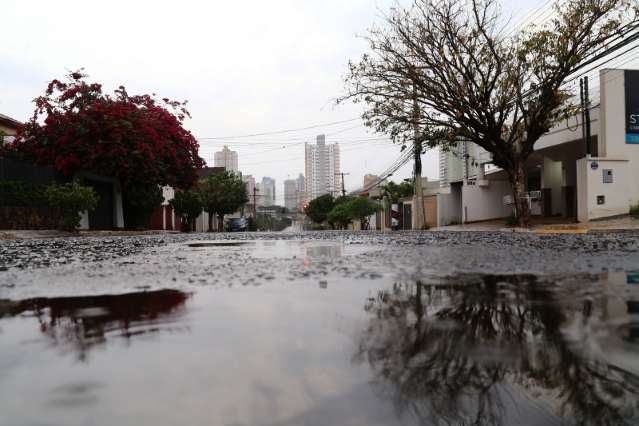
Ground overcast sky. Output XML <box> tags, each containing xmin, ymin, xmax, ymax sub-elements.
<box><xmin>1</xmin><ymin>0</ymin><xmax>542</xmax><ymax>204</ymax></box>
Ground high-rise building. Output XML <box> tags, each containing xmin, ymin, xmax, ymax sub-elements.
<box><xmin>284</xmin><ymin>179</ymin><xmax>298</xmax><ymax>211</ymax></box>
<box><xmin>296</xmin><ymin>173</ymin><xmax>306</xmax><ymax>208</ymax></box>
<box><xmin>213</xmin><ymin>145</ymin><xmax>238</xmax><ymax>172</ymax></box>
<box><xmin>304</xmin><ymin>135</ymin><xmax>341</xmax><ymax>201</ymax></box>
<box><xmin>243</xmin><ymin>174</ymin><xmax>256</xmax><ymax>203</ymax></box>
<box><xmin>260</xmin><ymin>177</ymin><xmax>276</xmax><ymax>207</ymax></box>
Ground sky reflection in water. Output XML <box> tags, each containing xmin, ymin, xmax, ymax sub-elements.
<box><xmin>0</xmin><ymin>272</ymin><xmax>637</xmax><ymax>425</ymax></box>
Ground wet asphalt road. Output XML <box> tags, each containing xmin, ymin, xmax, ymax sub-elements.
<box><xmin>2</xmin><ymin>231</ymin><xmax>639</xmax><ymax>426</ymax></box>
<box><xmin>1</xmin><ymin>230</ymin><xmax>639</xmax><ymax>299</ymax></box>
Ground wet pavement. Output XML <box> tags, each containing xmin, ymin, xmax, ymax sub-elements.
<box><xmin>1</xmin><ymin>231</ymin><xmax>639</xmax><ymax>425</ymax></box>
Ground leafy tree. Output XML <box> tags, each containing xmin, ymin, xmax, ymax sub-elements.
<box><xmin>327</xmin><ymin>197</ymin><xmax>382</xmax><ymax>230</ymax></box>
<box><xmin>198</xmin><ymin>171</ymin><xmax>249</xmax><ymax>231</ymax></box>
<box><xmin>169</xmin><ymin>190</ymin><xmax>202</xmax><ymax>232</ymax></box>
<box><xmin>327</xmin><ymin>203</ymin><xmax>352</xmax><ymax>230</ymax></box>
<box><xmin>9</xmin><ymin>70</ymin><xmax>204</xmax><ymax>190</ymax></box>
<box><xmin>45</xmin><ymin>181</ymin><xmax>98</xmax><ymax>231</ymax></box>
<box><xmin>343</xmin><ymin>0</ymin><xmax>638</xmax><ymax>225</ymax></box>
<box><xmin>123</xmin><ymin>184</ymin><xmax>164</xmax><ymax>229</ymax></box>
<box><xmin>305</xmin><ymin>194</ymin><xmax>335</xmax><ymax>225</ymax></box>
<box><xmin>381</xmin><ymin>181</ymin><xmax>414</xmax><ymax>203</ymax></box>
<box><xmin>347</xmin><ymin>197</ymin><xmax>382</xmax><ymax>230</ymax></box>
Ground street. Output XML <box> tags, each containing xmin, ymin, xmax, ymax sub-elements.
<box><xmin>1</xmin><ymin>231</ymin><xmax>639</xmax><ymax>425</ymax></box>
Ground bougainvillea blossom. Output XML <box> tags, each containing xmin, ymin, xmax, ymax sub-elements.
<box><xmin>9</xmin><ymin>71</ymin><xmax>204</xmax><ymax>189</ymax></box>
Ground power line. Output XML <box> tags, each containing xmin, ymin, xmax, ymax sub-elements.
<box><xmin>197</xmin><ymin>118</ymin><xmax>361</xmax><ymax>140</ymax></box>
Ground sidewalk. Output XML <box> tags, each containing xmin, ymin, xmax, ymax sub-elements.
<box><xmin>432</xmin><ymin>216</ymin><xmax>639</xmax><ymax>234</ymax></box>
<box><xmin>0</xmin><ymin>229</ymin><xmax>179</xmax><ymax>240</ymax></box>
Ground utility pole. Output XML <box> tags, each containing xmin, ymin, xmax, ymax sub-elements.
<box><xmin>335</xmin><ymin>172</ymin><xmax>350</xmax><ymax>197</ymax></box>
<box><xmin>584</xmin><ymin>76</ymin><xmax>593</xmax><ymax>156</ymax></box>
<box><xmin>253</xmin><ymin>187</ymin><xmax>259</xmax><ymax>219</ymax></box>
<box><xmin>412</xmin><ymin>80</ymin><xmax>426</xmax><ymax>230</ymax></box>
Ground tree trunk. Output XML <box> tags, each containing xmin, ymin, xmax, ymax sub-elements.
<box><xmin>218</xmin><ymin>214</ymin><xmax>224</xmax><ymax>232</ymax></box>
<box><xmin>207</xmin><ymin>211</ymin><xmax>214</xmax><ymax>232</ymax></box>
<box><xmin>510</xmin><ymin>160</ymin><xmax>531</xmax><ymax>227</ymax></box>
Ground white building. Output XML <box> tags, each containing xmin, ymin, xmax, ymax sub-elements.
<box><xmin>296</xmin><ymin>173</ymin><xmax>306</xmax><ymax>208</ymax></box>
<box><xmin>434</xmin><ymin>68</ymin><xmax>639</xmax><ymax>226</ymax></box>
<box><xmin>260</xmin><ymin>177</ymin><xmax>276</xmax><ymax>207</ymax></box>
<box><xmin>305</xmin><ymin>135</ymin><xmax>341</xmax><ymax>201</ymax></box>
<box><xmin>243</xmin><ymin>174</ymin><xmax>256</xmax><ymax>198</ymax></box>
<box><xmin>284</xmin><ymin>179</ymin><xmax>298</xmax><ymax>211</ymax></box>
<box><xmin>213</xmin><ymin>145</ymin><xmax>238</xmax><ymax>173</ymax></box>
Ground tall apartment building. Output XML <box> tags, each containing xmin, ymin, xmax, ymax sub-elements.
<box><xmin>296</xmin><ymin>173</ymin><xmax>306</xmax><ymax>207</ymax></box>
<box><xmin>243</xmin><ymin>175</ymin><xmax>256</xmax><ymax>200</ymax></box>
<box><xmin>213</xmin><ymin>145</ymin><xmax>238</xmax><ymax>173</ymax></box>
<box><xmin>259</xmin><ymin>177</ymin><xmax>276</xmax><ymax>207</ymax></box>
<box><xmin>284</xmin><ymin>179</ymin><xmax>298</xmax><ymax>211</ymax></box>
<box><xmin>304</xmin><ymin>135</ymin><xmax>341</xmax><ymax>201</ymax></box>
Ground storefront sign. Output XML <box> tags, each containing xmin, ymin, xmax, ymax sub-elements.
<box><xmin>625</xmin><ymin>70</ymin><xmax>639</xmax><ymax>144</ymax></box>
<box><xmin>627</xmin><ymin>272</ymin><xmax>639</xmax><ymax>285</ymax></box>
<box><xmin>590</xmin><ymin>161</ymin><xmax>599</xmax><ymax>171</ymax></box>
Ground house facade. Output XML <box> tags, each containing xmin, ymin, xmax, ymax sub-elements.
<box><xmin>435</xmin><ymin>68</ymin><xmax>639</xmax><ymax>225</ymax></box>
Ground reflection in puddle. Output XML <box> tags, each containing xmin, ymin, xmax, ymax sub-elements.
<box><xmin>187</xmin><ymin>241</ymin><xmax>255</xmax><ymax>248</ymax></box>
<box><xmin>1</xmin><ymin>272</ymin><xmax>638</xmax><ymax>425</ymax></box>
<box><xmin>356</xmin><ymin>273</ymin><xmax>639</xmax><ymax>425</ymax></box>
<box><xmin>0</xmin><ymin>289</ymin><xmax>189</xmax><ymax>361</ymax></box>
<box><xmin>184</xmin><ymin>239</ymin><xmax>350</xmax><ymax>259</ymax></box>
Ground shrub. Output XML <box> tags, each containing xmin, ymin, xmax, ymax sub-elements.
<box><xmin>631</xmin><ymin>203</ymin><xmax>639</xmax><ymax>218</ymax></box>
<box><xmin>169</xmin><ymin>190</ymin><xmax>202</xmax><ymax>232</ymax></box>
<box><xmin>45</xmin><ymin>181</ymin><xmax>98</xmax><ymax>231</ymax></box>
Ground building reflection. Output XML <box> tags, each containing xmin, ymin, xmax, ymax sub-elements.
<box><xmin>0</xmin><ymin>289</ymin><xmax>189</xmax><ymax>361</ymax></box>
<box><xmin>355</xmin><ymin>274</ymin><xmax>639</xmax><ymax>425</ymax></box>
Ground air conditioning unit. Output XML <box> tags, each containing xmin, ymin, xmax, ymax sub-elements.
<box><xmin>529</xmin><ymin>190</ymin><xmax>542</xmax><ymax>200</ymax></box>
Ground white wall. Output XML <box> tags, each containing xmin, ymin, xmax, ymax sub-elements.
<box><xmin>577</xmin><ymin>158</ymin><xmax>630</xmax><ymax>221</ymax></box>
<box><xmin>462</xmin><ymin>181</ymin><xmax>513</xmax><ymax>223</ymax></box>
<box><xmin>600</xmin><ymin>69</ymin><xmax>639</xmax><ymax>207</ymax></box>
<box><xmin>437</xmin><ymin>187</ymin><xmax>462</xmax><ymax>226</ymax></box>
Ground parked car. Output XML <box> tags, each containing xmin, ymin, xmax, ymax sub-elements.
<box><xmin>226</xmin><ymin>217</ymin><xmax>248</xmax><ymax>232</ymax></box>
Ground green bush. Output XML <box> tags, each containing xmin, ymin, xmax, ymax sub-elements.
<box><xmin>631</xmin><ymin>203</ymin><xmax>639</xmax><ymax>218</ymax></box>
<box><xmin>45</xmin><ymin>181</ymin><xmax>98</xmax><ymax>231</ymax></box>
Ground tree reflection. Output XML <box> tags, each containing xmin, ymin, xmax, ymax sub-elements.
<box><xmin>356</xmin><ymin>275</ymin><xmax>639</xmax><ymax>425</ymax></box>
<box><xmin>0</xmin><ymin>289</ymin><xmax>189</xmax><ymax>361</ymax></box>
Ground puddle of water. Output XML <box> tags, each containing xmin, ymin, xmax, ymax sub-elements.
<box><xmin>0</xmin><ymin>273</ymin><xmax>638</xmax><ymax>425</ymax></box>
<box><xmin>183</xmin><ymin>239</ymin><xmax>367</xmax><ymax>259</ymax></box>
<box><xmin>187</xmin><ymin>241</ymin><xmax>255</xmax><ymax>248</ymax></box>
